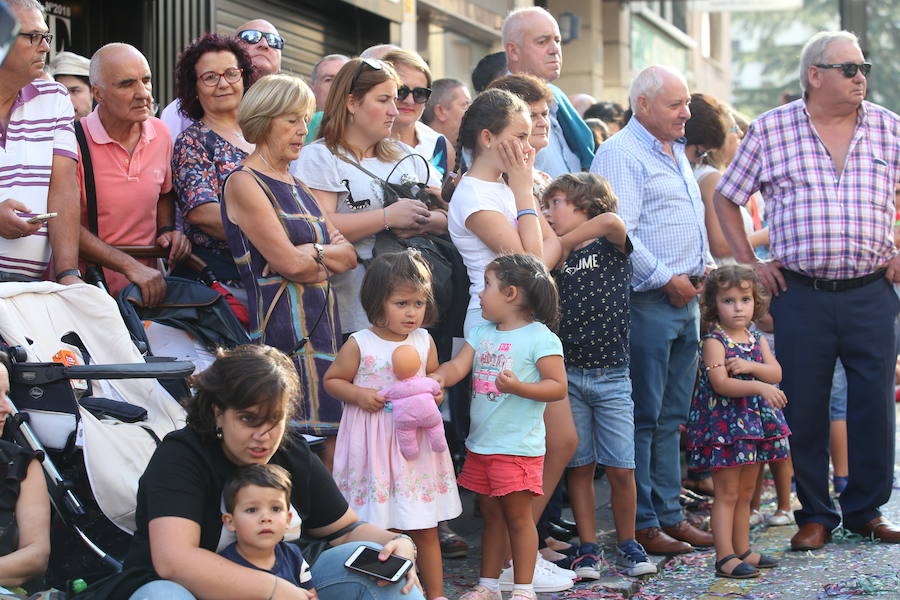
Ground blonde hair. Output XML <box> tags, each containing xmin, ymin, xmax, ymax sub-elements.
<box><xmin>238</xmin><ymin>74</ymin><xmax>315</xmax><ymax>144</ymax></box>
<box><xmin>382</xmin><ymin>49</ymin><xmax>432</xmax><ymax>87</ymax></box>
<box><xmin>319</xmin><ymin>58</ymin><xmax>403</xmax><ymax>162</ymax></box>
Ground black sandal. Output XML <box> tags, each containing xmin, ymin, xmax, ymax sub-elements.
<box><xmin>715</xmin><ymin>554</ymin><xmax>760</xmax><ymax>579</ymax></box>
<box><xmin>737</xmin><ymin>549</ymin><xmax>778</xmax><ymax>568</ymax></box>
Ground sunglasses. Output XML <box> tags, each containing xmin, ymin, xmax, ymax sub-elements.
<box><xmin>350</xmin><ymin>58</ymin><xmax>383</xmax><ymax>93</ymax></box>
<box><xmin>237</xmin><ymin>29</ymin><xmax>285</xmax><ymax>50</ymax></box>
<box><xmin>814</xmin><ymin>62</ymin><xmax>871</xmax><ymax>78</ymax></box>
<box><xmin>198</xmin><ymin>67</ymin><xmax>243</xmax><ymax>87</ymax></box>
<box><xmin>397</xmin><ymin>85</ymin><xmax>432</xmax><ymax>104</ymax></box>
<box><xmin>18</xmin><ymin>31</ymin><xmax>53</xmax><ymax>46</ymax></box>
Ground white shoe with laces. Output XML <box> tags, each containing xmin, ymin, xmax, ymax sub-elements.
<box><xmin>536</xmin><ymin>552</ymin><xmax>577</xmax><ymax>579</ymax></box>
<box><xmin>498</xmin><ymin>558</ymin><xmax>574</xmax><ymax>592</ymax></box>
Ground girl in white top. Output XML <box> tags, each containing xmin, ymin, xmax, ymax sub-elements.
<box><xmin>291</xmin><ymin>58</ymin><xmax>442</xmax><ymax>335</ymax></box>
<box><xmin>444</xmin><ymin>89</ymin><xmax>561</xmax><ymax>337</ymax></box>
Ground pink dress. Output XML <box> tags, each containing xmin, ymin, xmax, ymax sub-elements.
<box><xmin>332</xmin><ymin>328</ymin><xmax>462</xmax><ymax>530</ymax></box>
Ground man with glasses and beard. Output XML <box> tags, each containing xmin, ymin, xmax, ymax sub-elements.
<box><xmin>0</xmin><ymin>0</ymin><xmax>82</xmax><ymax>284</ymax></box>
<box><xmin>160</xmin><ymin>19</ymin><xmax>283</xmax><ymax>143</ymax></box>
<box><xmin>715</xmin><ymin>30</ymin><xmax>900</xmax><ymax>551</ymax></box>
<box><xmin>75</xmin><ymin>43</ymin><xmax>191</xmax><ymax>304</ymax></box>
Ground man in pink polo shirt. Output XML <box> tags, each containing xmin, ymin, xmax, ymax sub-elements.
<box><xmin>76</xmin><ymin>43</ymin><xmax>190</xmax><ymax>303</ymax></box>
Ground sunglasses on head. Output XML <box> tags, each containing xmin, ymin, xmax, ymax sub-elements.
<box><xmin>815</xmin><ymin>62</ymin><xmax>871</xmax><ymax>78</ymax></box>
<box><xmin>237</xmin><ymin>29</ymin><xmax>285</xmax><ymax>50</ymax></box>
<box><xmin>349</xmin><ymin>58</ymin><xmax>384</xmax><ymax>93</ymax></box>
<box><xmin>397</xmin><ymin>85</ymin><xmax>432</xmax><ymax>104</ymax></box>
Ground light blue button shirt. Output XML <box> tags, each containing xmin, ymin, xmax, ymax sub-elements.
<box><xmin>535</xmin><ymin>100</ymin><xmax>583</xmax><ymax>177</ymax></box>
<box><xmin>591</xmin><ymin>116</ymin><xmax>709</xmax><ymax>292</ymax></box>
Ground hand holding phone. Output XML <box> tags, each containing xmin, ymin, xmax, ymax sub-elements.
<box><xmin>26</xmin><ymin>212</ymin><xmax>57</xmax><ymax>224</ymax></box>
<box><xmin>344</xmin><ymin>545</ymin><xmax>413</xmax><ymax>583</ymax></box>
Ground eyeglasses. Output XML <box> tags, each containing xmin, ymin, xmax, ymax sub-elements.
<box><xmin>198</xmin><ymin>67</ymin><xmax>243</xmax><ymax>87</ymax></box>
<box><xmin>237</xmin><ymin>29</ymin><xmax>285</xmax><ymax>50</ymax></box>
<box><xmin>397</xmin><ymin>85</ymin><xmax>432</xmax><ymax>104</ymax></box>
<box><xmin>18</xmin><ymin>32</ymin><xmax>53</xmax><ymax>46</ymax></box>
<box><xmin>349</xmin><ymin>58</ymin><xmax>383</xmax><ymax>93</ymax></box>
<box><xmin>814</xmin><ymin>62</ymin><xmax>871</xmax><ymax>78</ymax></box>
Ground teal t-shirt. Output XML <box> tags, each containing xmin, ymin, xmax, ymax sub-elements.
<box><xmin>464</xmin><ymin>322</ymin><xmax>564</xmax><ymax>457</ymax></box>
<box><xmin>305</xmin><ymin>111</ymin><xmax>323</xmax><ymax>144</ymax></box>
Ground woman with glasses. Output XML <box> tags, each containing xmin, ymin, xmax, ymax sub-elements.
<box><xmin>171</xmin><ymin>33</ymin><xmax>254</xmax><ymax>295</ymax></box>
<box><xmin>382</xmin><ymin>49</ymin><xmax>453</xmax><ymax>180</ymax></box>
<box><xmin>291</xmin><ymin>58</ymin><xmax>442</xmax><ymax>341</ymax></box>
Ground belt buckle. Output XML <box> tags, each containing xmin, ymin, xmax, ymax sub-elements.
<box><xmin>813</xmin><ymin>278</ymin><xmax>837</xmax><ymax>292</ymax></box>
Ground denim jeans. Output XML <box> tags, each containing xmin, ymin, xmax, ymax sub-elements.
<box><xmin>629</xmin><ymin>289</ymin><xmax>699</xmax><ymax>530</ymax></box>
<box><xmin>567</xmin><ymin>365</ymin><xmax>635</xmax><ymax>469</ymax></box>
<box><xmin>128</xmin><ymin>543</ymin><xmax>425</xmax><ymax>600</ymax></box>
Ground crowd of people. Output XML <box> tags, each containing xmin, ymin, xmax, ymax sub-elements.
<box><xmin>1</xmin><ymin>0</ymin><xmax>899</xmax><ymax>598</ymax></box>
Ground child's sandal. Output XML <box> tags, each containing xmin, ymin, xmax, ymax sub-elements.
<box><xmin>737</xmin><ymin>549</ymin><xmax>778</xmax><ymax>568</ymax></box>
<box><xmin>714</xmin><ymin>554</ymin><xmax>760</xmax><ymax>579</ymax></box>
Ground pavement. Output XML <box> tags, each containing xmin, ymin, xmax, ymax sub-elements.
<box><xmin>441</xmin><ymin>404</ymin><xmax>900</xmax><ymax>599</ymax></box>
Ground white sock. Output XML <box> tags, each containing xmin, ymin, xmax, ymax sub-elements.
<box><xmin>513</xmin><ymin>583</ymin><xmax>535</xmax><ymax>594</ymax></box>
<box><xmin>479</xmin><ymin>577</ymin><xmax>500</xmax><ymax>591</ymax></box>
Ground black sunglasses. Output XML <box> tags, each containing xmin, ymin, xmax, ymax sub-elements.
<box><xmin>17</xmin><ymin>31</ymin><xmax>53</xmax><ymax>46</ymax></box>
<box><xmin>350</xmin><ymin>58</ymin><xmax>383</xmax><ymax>93</ymax></box>
<box><xmin>815</xmin><ymin>62</ymin><xmax>871</xmax><ymax>78</ymax></box>
<box><xmin>397</xmin><ymin>85</ymin><xmax>432</xmax><ymax>104</ymax></box>
<box><xmin>237</xmin><ymin>29</ymin><xmax>285</xmax><ymax>50</ymax></box>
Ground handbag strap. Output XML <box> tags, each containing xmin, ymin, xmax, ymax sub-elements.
<box><xmin>336</xmin><ymin>149</ymin><xmax>431</xmax><ymax>188</ymax></box>
<box><xmin>74</xmin><ymin>121</ymin><xmax>98</xmax><ymax>235</ymax></box>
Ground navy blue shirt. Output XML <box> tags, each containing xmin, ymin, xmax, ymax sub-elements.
<box><xmin>556</xmin><ymin>236</ymin><xmax>633</xmax><ymax>369</ymax></box>
<box><xmin>219</xmin><ymin>540</ymin><xmax>313</xmax><ymax>590</ymax></box>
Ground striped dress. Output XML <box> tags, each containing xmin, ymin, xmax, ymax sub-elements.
<box><xmin>222</xmin><ymin>167</ymin><xmax>342</xmax><ymax>435</ymax></box>
<box><xmin>0</xmin><ymin>80</ymin><xmax>77</xmax><ymax>278</ymax></box>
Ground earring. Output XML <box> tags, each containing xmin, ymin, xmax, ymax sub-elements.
<box><xmin>216</xmin><ymin>426</ymin><xmax>223</xmax><ymax>440</ymax></box>
<box><xmin>486</xmin><ymin>143</ymin><xmax>491</xmax><ymax>149</ymax></box>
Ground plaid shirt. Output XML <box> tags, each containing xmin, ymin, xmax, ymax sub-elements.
<box><xmin>718</xmin><ymin>100</ymin><xmax>899</xmax><ymax>280</ymax></box>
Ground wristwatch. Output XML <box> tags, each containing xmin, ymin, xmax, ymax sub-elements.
<box><xmin>312</xmin><ymin>243</ymin><xmax>325</xmax><ymax>263</ymax></box>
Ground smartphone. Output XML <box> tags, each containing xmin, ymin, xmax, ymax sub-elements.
<box><xmin>0</xmin><ymin>0</ymin><xmax>20</xmax><ymax>68</ymax></box>
<box><xmin>344</xmin><ymin>545</ymin><xmax>413</xmax><ymax>583</ymax></box>
<box><xmin>26</xmin><ymin>212</ymin><xmax>57</xmax><ymax>224</ymax></box>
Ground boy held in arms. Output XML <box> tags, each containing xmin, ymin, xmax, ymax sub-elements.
<box><xmin>542</xmin><ymin>173</ymin><xmax>656</xmax><ymax>578</ymax></box>
<box><xmin>219</xmin><ymin>464</ymin><xmax>316</xmax><ymax>597</ymax></box>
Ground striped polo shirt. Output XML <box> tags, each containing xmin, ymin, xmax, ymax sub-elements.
<box><xmin>0</xmin><ymin>79</ymin><xmax>77</xmax><ymax>278</ymax></box>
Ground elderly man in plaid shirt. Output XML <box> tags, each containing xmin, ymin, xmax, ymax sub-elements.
<box><xmin>715</xmin><ymin>31</ymin><xmax>900</xmax><ymax>551</ymax></box>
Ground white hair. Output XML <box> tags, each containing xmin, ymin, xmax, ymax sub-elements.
<box><xmin>311</xmin><ymin>54</ymin><xmax>349</xmax><ymax>85</ymax></box>
<box><xmin>89</xmin><ymin>43</ymin><xmax>145</xmax><ymax>86</ymax></box>
<box><xmin>629</xmin><ymin>65</ymin><xmax>687</xmax><ymax>110</ymax></box>
<box><xmin>7</xmin><ymin>0</ymin><xmax>43</xmax><ymax>12</ymax></box>
<box><xmin>501</xmin><ymin>6</ymin><xmax>555</xmax><ymax>48</ymax></box>
<box><xmin>798</xmin><ymin>31</ymin><xmax>860</xmax><ymax>92</ymax></box>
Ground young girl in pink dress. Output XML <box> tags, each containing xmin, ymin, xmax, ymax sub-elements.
<box><xmin>324</xmin><ymin>250</ymin><xmax>462</xmax><ymax>600</ymax></box>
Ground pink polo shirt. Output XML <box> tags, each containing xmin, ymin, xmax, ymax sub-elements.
<box><xmin>76</xmin><ymin>108</ymin><xmax>173</xmax><ymax>295</ymax></box>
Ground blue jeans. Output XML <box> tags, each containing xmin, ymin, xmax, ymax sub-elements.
<box><xmin>567</xmin><ymin>365</ymin><xmax>636</xmax><ymax>469</ymax></box>
<box><xmin>128</xmin><ymin>543</ymin><xmax>425</xmax><ymax>600</ymax></box>
<box><xmin>629</xmin><ymin>289</ymin><xmax>699</xmax><ymax>530</ymax></box>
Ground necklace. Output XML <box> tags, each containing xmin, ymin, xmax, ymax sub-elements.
<box><xmin>257</xmin><ymin>151</ymin><xmax>291</xmax><ymax>181</ymax></box>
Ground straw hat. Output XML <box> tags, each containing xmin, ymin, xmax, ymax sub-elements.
<box><xmin>49</xmin><ymin>51</ymin><xmax>91</xmax><ymax>78</ymax></box>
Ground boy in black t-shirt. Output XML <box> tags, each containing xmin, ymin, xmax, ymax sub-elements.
<box><xmin>543</xmin><ymin>173</ymin><xmax>656</xmax><ymax>579</ymax></box>
<box><xmin>219</xmin><ymin>464</ymin><xmax>316</xmax><ymax>596</ymax></box>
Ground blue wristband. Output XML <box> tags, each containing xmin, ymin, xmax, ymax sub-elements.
<box><xmin>517</xmin><ymin>209</ymin><xmax>538</xmax><ymax>219</ymax></box>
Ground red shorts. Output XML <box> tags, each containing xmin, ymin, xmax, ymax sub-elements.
<box><xmin>457</xmin><ymin>450</ymin><xmax>544</xmax><ymax>497</ymax></box>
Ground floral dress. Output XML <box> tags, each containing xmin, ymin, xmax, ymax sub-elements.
<box><xmin>332</xmin><ymin>328</ymin><xmax>461</xmax><ymax>531</ymax></box>
<box><xmin>686</xmin><ymin>325</ymin><xmax>791</xmax><ymax>469</ymax></box>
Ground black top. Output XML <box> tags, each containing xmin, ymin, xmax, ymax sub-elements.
<box><xmin>556</xmin><ymin>237</ymin><xmax>634</xmax><ymax>369</ymax></box>
<box><xmin>220</xmin><ymin>541</ymin><xmax>314</xmax><ymax>590</ymax></box>
<box><xmin>124</xmin><ymin>426</ymin><xmax>349</xmax><ymax>574</ymax></box>
<box><xmin>0</xmin><ymin>439</ymin><xmax>38</xmax><ymax>558</ymax></box>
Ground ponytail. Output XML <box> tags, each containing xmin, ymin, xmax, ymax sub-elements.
<box><xmin>486</xmin><ymin>254</ymin><xmax>560</xmax><ymax>331</ymax></box>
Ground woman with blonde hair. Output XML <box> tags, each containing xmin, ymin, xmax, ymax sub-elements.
<box><xmin>221</xmin><ymin>74</ymin><xmax>357</xmax><ymax>468</ymax></box>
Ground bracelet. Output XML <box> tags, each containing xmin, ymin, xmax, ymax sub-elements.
<box><xmin>156</xmin><ymin>225</ymin><xmax>177</xmax><ymax>236</ymax></box>
<box><xmin>516</xmin><ymin>209</ymin><xmax>538</xmax><ymax>219</ymax></box>
<box><xmin>704</xmin><ymin>362</ymin><xmax>724</xmax><ymax>372</ymax></box>
<box><xmin>55</xmin><ymin>268</ymin><xmax>82</xmax><ymax>282</ymax></box>
<box><xmin>267</xmin><ymin>574</ymin><xmax>278</xmax><ymax>600</ymax></box>
<box><xmin>383</xmin><ymin>208</ymin><xmax>390</xmax><ymax>231</ymax></box>
<box><xmin>390</xmin><ymin>533</ymin><xmax>418</xmax><ymax>561</ymax></box>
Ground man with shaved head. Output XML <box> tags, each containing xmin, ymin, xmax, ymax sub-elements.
<box><xmin>0</xmin><ymin>0</ymin><xmax>82</xmax><ymax>283</ymax></box>
<box><xmin>592</xmin><ymin>65</ymin><xmax>714</xmax><ymax>556</ymax></box>
<box><xmin>76</xmin><ymin>43</ymin><xmax>190</xmax><ymax>304</ymax></box>
<box><xmin>160</xmin><ymin>19</ymin><xmax>284</xmax><ymax>143</ymax></box>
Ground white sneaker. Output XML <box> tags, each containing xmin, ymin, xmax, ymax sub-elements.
<box><xmin>536</xmin><ymin>553</ymin><xmax>576</xmax><ymax>579</ymax></box>
<box><xmin>459</xmin><ymin>584</ymin><xmax>502</xmax><ymax>600</ymax></box>
<box><xmin>749</xmin><ymin>509</ymin><xmax>765</xmax><ymax>527</ymax></box>
<box><xmin>499</xmin><ymin>560</ymin><xmax>574</xmax><ymax>592</ymax></box>
<box><xmin>767</xmin><ymin>509</ymin><xmax>794</xmax><ymax>526</ymax></box>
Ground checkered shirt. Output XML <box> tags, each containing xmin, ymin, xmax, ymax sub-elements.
<box><xmin>717</xmin><ymin>99</ymin><xmax>900</xmax><ymax>280</ymax></box>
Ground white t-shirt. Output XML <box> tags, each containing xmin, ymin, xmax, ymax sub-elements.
<box><xmin>693</xmin><ymin>163</ymin><xmax>754</xmax><ymax>266</ymax></box>
<box><xmin>448</xmin><ymin>176</ymin><xmax>516</xmax><ymax>312</ymax></box>
<box><xmin>291</xmin><ymin>140</ymin><xmax>439</xmax><ymax>333</ymax></box>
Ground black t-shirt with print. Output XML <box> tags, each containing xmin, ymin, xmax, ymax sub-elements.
<box><xmin>556</xmin><ymin>236</ymin><xmax>633</xmax><ymax>369</ymax></box>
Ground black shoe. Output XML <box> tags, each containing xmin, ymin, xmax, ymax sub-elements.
<box><xmin>715</xmin><ymin>554</ymin><xmax>759</xmax><ymax>579</ymax></box>
<box><xmin>542</xmin><ymin>520</ymin><xmax>575</xmax><ymax>542</ymax></box>
<box><xmin>551</xmin><ymin>518</ymin><xmax>578</xmax><ymax>535</ymax></box>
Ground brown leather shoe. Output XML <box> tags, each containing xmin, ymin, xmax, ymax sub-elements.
<box><xmin>790</xmin><ymin>522</ymin><xmax>831</xmax><ymax>551</ymax></box>
<box><xmin>850</xmin><ymin>517</ymin><xmax>900</xmax><ymax>543</ymax></box>
<box><xmin>635</xmin><ymin>526</ymin><xmax>692</xmax><ymax>555</ymax></box>
<box><xmin>663</xmin><ymin>519</ymin><xmax>714</xmax><ymax>548</ymax></box>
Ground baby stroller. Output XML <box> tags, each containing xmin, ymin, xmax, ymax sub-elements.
<box><xmin>0</xmin><ymin>281</ymin><xmax>195</xmax><ymax>591</ymax></box>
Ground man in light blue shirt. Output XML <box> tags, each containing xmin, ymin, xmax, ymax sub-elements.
<box><xmin>503</xmin><ymin>7</ymin><xmax>594</xmax><ymax>177</ymax></box>
<box><xmin>592</xmin><ymin>65</ymin><xmax>713</xmax><ymax>556</ymax></box>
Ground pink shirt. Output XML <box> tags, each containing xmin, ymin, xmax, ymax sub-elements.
<box><xmin>76</xmin><ymin>108</ymin><xmax>173</xmax><ymax>295</ymax></box>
